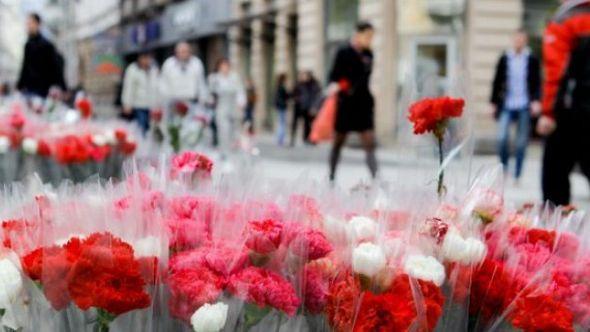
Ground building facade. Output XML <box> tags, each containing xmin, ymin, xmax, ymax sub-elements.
<box><xmin>228</xmin><ymin>0</ymin><xmax>560</xmax><ymax>145</ymax></box>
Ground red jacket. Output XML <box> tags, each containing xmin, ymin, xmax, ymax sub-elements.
<box><xmin>543</xmin><ymin>0</ymin><xmax>590</xmax><ymax>117</ymax></box>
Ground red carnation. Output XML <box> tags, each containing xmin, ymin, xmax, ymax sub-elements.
<box><xmin>115</xmin><ymin>129</ymin><xmax>127</xmax><ymax>142</ymax></box>
<box><xmin>67</xmin><ymin>233</ymin><xmax>151</xmax><ymax>315</ymax></box>
<box><xmin>511</xmin><ymin>294</ymin><xmax>574</xmax><ymax>332</ymax></box>
<box><xmin>174</xmin><ymin>101</ymin><xmax>190</xmax><ymax>116</ymax></box>
<box><xmin>119</xmin><ymin>140</ymin><xmax>137</xmax><ymax>156</ymax></box>
<box><xmin>454</xmin><ymin>258</ymin><xmax>520</xmax><ymax>321</ymax></box>
<box><xmin>54</xmin><ymin>135</ymin><xmax>91</xmax><ymax>164</ymax></box>
<box><xmin>75</xmin><ymin>98</ymin><xmax>93</xmax><ymax>118</ymax></box>
<box><xmin>168</xmin><ymin>265</ymin><xmax>225</xmax><ymax>321</ymax></box>
<box><xmin>408</xmin><ymin>97</ymin><xmax>465</xmax><ymax>138</ymax></box>
<box><xmin>37</xmin><ymin>139</ymin><xmax>52</xmax><ymax>157</ymax></box>
<box><xmin>326</xmin><ymin>273</ymin><xmax>361</xmax><ymax>332</ymax></box>
<box><xmin>244</xmin><ymin>219</ymin><xmax>283</xmax><ymax>254</ymax></box>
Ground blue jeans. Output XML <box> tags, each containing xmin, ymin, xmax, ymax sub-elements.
<box><xmin>277</xmin><ymin>108</ymin><xmax>287</xmax><ymax>145</ymax></box>
<box><xmin>133</xmin><ymin>108</ymin><xmax>150</xmax><ymax>134</ymax></box>
<box><xmin>497</xmin><ymin>108</ymin><xmax>530</xmax><ymax>179</ymax></box>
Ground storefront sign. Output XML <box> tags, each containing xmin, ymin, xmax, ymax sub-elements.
<box><xmin>160</xmin><ymin>0</ymin><xmax>230</xmax><ymax>43</ymax></box>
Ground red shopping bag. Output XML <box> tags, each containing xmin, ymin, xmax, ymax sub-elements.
<box><xmin>309</xmin><ymin>95</ymin><xmax>337</xmax><ymax>143</ymax></box>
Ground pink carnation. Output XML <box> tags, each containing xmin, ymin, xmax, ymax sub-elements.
<box><xmin>168</xmin><ymin>195</ymin><xmax>217</xmax><ymax>221</ymax></box>
<box><xmin>171</xmin><ymin>245</ymin><xmax>248</xmax><ymax>277</ymax></box>
<box><xmin>170</xmin><ymin>151</ymin><xmax>213</xmax><ymax>180</ymax></box>
<box><xmin>168</xmin><ymin>266</ymin><xmax>225</xmax><ymax>321</ymax></box>
<box><xmin>303</xmin><ymin>265</ymin><xmax>329</xmax><ymax>314</ymax></box>
<box><xmin>289</xmin><ymin>228</ymin><xmax>332</xmax><ymax>261</ymax></box>
<box><xmin>168</xmin><ymin>217</ymin><xmax>210</xmax><ymax>252</ymax></box>
<box><xmin>244</xmin><ymin>219</ymin><xmax>283</xmax><ymax>254</ymax></box>
<box><xmin>227</xmin><ymin>266</ymin><xmax>300</xmax><ymax>316</ymax></box>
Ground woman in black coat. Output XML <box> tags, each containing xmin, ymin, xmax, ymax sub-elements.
<box><xmin>328</xmin><ymin>22</ymin><xmax>378</xmax><ymax>182</ymax></box>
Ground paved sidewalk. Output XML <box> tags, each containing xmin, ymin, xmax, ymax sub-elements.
<box><xmin>248</xmin><ymin>134</ymin><xmax>590</xmax><ymax>210</ymax></box>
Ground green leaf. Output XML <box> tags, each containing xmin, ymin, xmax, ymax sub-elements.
<box><xmin>243</xmin><ymin>303</ymin><xmax>270</xmax><ymax>330</ymax></box>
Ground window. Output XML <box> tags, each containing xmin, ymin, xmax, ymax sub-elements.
<box><xmin>325</xmin><ymin>0</ymin><xmax>358</xmax><ymax>79</ymax></box>
<box><xmin>396</xmin><ymin>0</ymin><xmax>465</xmax><ymax>95</ymax></box>
<box><xmin>523</xmin><ymin>0</ymin><xmax>560</xmax><ymax>55</ymax></box>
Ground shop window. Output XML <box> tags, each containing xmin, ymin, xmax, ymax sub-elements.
<box><xmin>396</xmin><ymin>0</ymin><xmax>465</xmax><ymax>94</ymax></box>
<box><xmin>411</xmin><ymin>36</ymin><xmax>456</xmax><ymax>95</ymax></box>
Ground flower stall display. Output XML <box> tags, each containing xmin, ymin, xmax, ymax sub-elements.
<box><xmin>0</xmin><ymin>93</ymin><xmax>587</xmax><ymax>332</ymax></box>
<box><xmin>0</xmin><ymin>102</ymin><xmax>139</xmax><ymax>184</ymax></box>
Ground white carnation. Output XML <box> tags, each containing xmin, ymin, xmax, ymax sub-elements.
<box><xmin>0</xmin><ymin>257</ymin><xmax>23</xmax><ymax>330</ymax></box>
<box><xmin>441</xmin><ymin>232</ymin><xmax>486</xmax><ymax>265</ymax></box>
<box><xmin>133</xmin><ymin>236</ymin><xmax>162</xmax><ymax>258</ymax></box>
<box><xmin>0</xmin><ymin>258</ymin><xmax>22</xmax><ymax>307</ymax></box>
<box><xmin>352</xmin><ymin>242</ymin><xmax>387</xmax><ymax>278</ymax></box>
<box><xmin>403</xmin><ymin>254</ymin><xmax>445</xmax><ymax>286</ymax></box>
<box><xmin>22</xmin><ymin>138</ymin><xmax>38</xmax><ymax>155</ymax></box>
<box><xmin>0</xmin><ymin>136</ymin><xmax>10</xmax><ymax>154</ymax></box>
<box><xmin>346</xmin><ymin>216</ymin><xmax>377</xmax><ymax>243</ymax></box>
<box><xmin>91</xmin><ymin>134</ymin><xmax>107</xmax><ymax>146</ymax></box>
<box><xmin>104</xmin><ymin>130</ymin><xmax>117</xmax><ymax>145</ymax></box>
<box><xmin>191</xmin><ymin>302</ymin><xmax>228</xmax><ymax>332</ymax></box>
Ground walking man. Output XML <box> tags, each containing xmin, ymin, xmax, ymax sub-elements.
<box><xmin>491</xmin><ymin>29</ymin><xmax>541</xmax><ymax>184</ymax></box>
<box><xmin>17</xmin><ymin>13</ymin><xmax>66</xmax><ymax>98</ymax></box>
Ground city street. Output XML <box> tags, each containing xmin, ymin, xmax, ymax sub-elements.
<box><xmin>250</xmin><ymin>136</ymin><xmax>590</xmax><ymax>210</ymax></box>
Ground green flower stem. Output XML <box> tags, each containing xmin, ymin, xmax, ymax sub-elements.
<box><xmin>437</xmin><ymin>136</ymin><xmax>445</xmax><ymax>198</ymax></box>
<box><xmin>94</xmin><ymin>309</ymin><xmax>115</xmax><ymax>332</ymax></box>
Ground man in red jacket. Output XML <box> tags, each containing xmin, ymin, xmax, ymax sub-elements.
<box><xmin>538</xmin><ymin>0</ymin><xmax>590</xmax><ymax>205</ymax></box>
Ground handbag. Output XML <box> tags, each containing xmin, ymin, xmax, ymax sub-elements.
<box><xmin>309</xmin><ymin>94</ymin><xmax>337</xmax><ymax>143</ymax></box>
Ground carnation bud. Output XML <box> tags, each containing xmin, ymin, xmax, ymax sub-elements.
<box><xmin>346</xmin><ymin>216</ymin><xmax>377</xmax><ymax>243</ymax></box>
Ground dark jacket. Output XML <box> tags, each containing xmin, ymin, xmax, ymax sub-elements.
<box><xmin>543</xmin><ymin>1</ymin><xmax>590</xmax><ymax>118</ymax></box>
<box><xmin>490</xmin><ymin>51</ymin><xmax>541</xmax><ymax>115</ymax></box>
<box><xmin>293</xmin><ymin>79</ymin><xmax>321</xmax><ymax>113</ymax></box>
<box><xmin>275</xmin><ymin>85</ymin><xmax>289</xmax><ymax>110</ymax></box>
<box><xmin>329</xmin><ymin>44</ymin><xmax>374</xmax><ymax>133</ymax></box>
<box><xmin>17</xmin><ymin>34</ymin><xmax>66</xmax><ymax>97</ymax></box>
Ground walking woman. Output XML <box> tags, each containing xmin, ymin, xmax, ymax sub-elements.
<box><xmin>328</xmin><ymin>21</ymin><xmax>378</xmax><ymax>182</ymax></box>
<box><xmin>208</xmin><ymin>58</ymin><xmax>246</xmax><ymax>155</ymax></box>
<box><xmin>274</xmin><ymin>73</ymin><xmax>289</xmax><ymax>146</ymax></box>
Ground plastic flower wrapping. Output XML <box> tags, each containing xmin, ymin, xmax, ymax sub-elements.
<box><xmin>0</xmin><ymin>99</ymin><xmax>141</xmax><ymax>185</ymax></box>
<box><xmin>0</xmin><ymin>88</ymin><xmax>588</xmax><ymax>332</ymax></box>
<box><xmin>0</xmin><ymin>151</ymin><xmax>585</xmax><ymax>332</ymax></box>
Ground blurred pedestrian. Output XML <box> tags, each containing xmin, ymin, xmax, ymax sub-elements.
<box><xmin>491</xmin><ymin>29</ymin><xmax>541</xmax><ymax>184</ymax></box>
<box><xmin>160</xmin><ymin>42</ymin><xmax>209</xmax><ymax>116</ymax></box>
<box><xmin>160</xmin><ymin>42</ymin><xmax>210</xmax><ymax>151</ymax></box>
<box><xmin>244</xmin><ymin>78</ymin><xmax>257</xmax><ymax>133</ymax></box>
<box><xmin>208</xmin><ymin>58</ymin><xmax>246</xmax><ymax>155</ymax></box>
<box><xmin>537</xmin><ymin>0</ymin><xmax>590</xmax><ymax>205</ymax></box>
<box><xmin>17</xmin><ymin>13</ymin><xmax>66</xmax><ymax>98</ymax></box>
<box><xmin>121</xmin><ymin>51</ymin><xmax>160</xmax><ymax>134</ymax></box>
<box><xmin>291</xmin><ymin>71</ymin><xmax>321</xmax><ymax>147</ymax></box>
<box><xmin>274</xmin><ymin>73</ymin><xmax>289</xmax><ymax>146</ymax></box>
<box><xmin>328</xmin><ymin>22</ymin><xmax>378</xmax><ymax>182</ymax></box>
